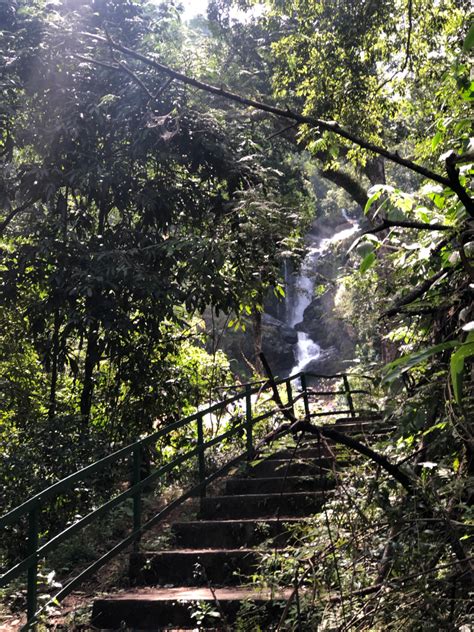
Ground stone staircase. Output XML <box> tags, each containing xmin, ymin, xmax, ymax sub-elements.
<box><xmin>91</xmin><ymin>416</ymin><xmax>390</xmax><ymax>630</ymax></box>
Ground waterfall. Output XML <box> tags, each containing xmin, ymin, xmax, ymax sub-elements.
<box><xmin>287</xmin><ymin>212</ymin><xmax>360</xmax><ymax>375</ymax></box>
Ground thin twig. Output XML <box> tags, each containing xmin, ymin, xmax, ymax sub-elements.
<box><xmin>266</xmin><ymin>122</ymin><xmax>298</xmax><ymax>141</ymax></box>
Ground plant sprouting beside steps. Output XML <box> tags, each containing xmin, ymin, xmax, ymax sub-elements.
<box><xmin>91</xmin><ymin>411</ymin><xmax>394</xmax><ymax>630</ymax></box>
<box><xmin>1</xmin><ymin>371</ymin><xmax>375</xmax><ymax>630</ymax></box>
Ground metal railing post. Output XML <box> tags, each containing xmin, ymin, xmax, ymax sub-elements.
<box><xmin>300</xmin><ymin>373</ymin><xmax>311</xmax><ymax>421</ymax></box>
<box><xmin>286</xmin><ymin>378</ymin><xmax>294</xmax><ymax>417</ymax></box>
<box><xmin>26</xmin><ymin>503</ymin><xmax>39</xmax><ymax>629</ymax></box>
<box><xmin>196</xmin><ymin>413</ymin><xmax>206</xmax><ymax>499</ymax></box>
<box><xmin>245</xmin><ymin>384</ymin><xmax>253</xmax><ymax>460</ymax></box>
<box><xmin>343</xmin><ymin>375</ymin><xmax>356</xmax><ymax>419</ymax></box>
<box><xmin>132</xmin><ymin>445</ymin><xmax>142</xmax><ymax>551</ymax></box>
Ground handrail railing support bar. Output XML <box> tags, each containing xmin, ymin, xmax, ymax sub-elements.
<box><xmin>285</xmin><ymin>378</ymin><xmax>294</xmax><ymax>417</ymax></box>
<box><xmin>343</xmin><ymin>375</ymin><xmax>356</xmax><ymax>419</ymax></box>
<box><xmin>300</xmin><ymin>373</ymin><xmax>310</xmax><ymax>421</ymax></box>
<box><xmin>132</xmin><ymin>446</ymin><xmax>142</xmax><ymax>552</ymax></box>
<box><xmin>245</xmin><ymin>384</ymin><xmax>253</xmax><ymax>460</ymax></box>
<box><xmin>26</xmin><ymin>503</ymin><xmax>39</xmax><ymax>630</ymax></box>
<box><xmin>196</xmin><ymin>413</ymin><xmax>206</xmax><ymax>501</ymax></box>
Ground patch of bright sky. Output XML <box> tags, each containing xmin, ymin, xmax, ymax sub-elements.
<box><xmin>181</xmin><ymin>0</ymin><xmax>263</xmax><ymax>22</ymax></box>
<box><xmin>181</xmin><ymin>0</ymin><xmax>208</xmax><ymax>19</ymax></box>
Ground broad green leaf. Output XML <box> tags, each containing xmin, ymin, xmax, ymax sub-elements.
<box><xmin>347</xmin><ymin>233</ymin><xmax>379</xmax><ymax>255</ymax></box>
<box><xmin>463</xmin><ymin>22</ymin><xmax>474</xmax><ymax>52</ymax></box>
<box><xmin>450</xmin><ymin>337</ymin><xmax>474</xmax><ymax>404</ymax></box>
<box><xmin>431</xmin><ymin>130</ymin><xmax>443</xmax><ymax>150</ymax></box>
<box><xmin>364</xmin><ymin>189</ymin><xmax>383</xmax><ymax>215</ymax></box>
<box><xmin>387</xmin><ymin>206</ymin><xmax>408</xmax><ymax>222</ymax></box>
<box><xmin>382</xmin><ymin>341</ymin><xmax>459</xmax><ymax>384</ymax></box>
<box><xmin>357</xmin><ymin>242</ymin><xmax>375</xmax><ymax>258</ymax></box>
<box><xmin>359</xmin><ymin>251</ymin><xmax>376</xmax><ymax>273</ymax></box>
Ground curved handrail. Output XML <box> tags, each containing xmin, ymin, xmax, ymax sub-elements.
<box><xmin>0</xmin><ymin>370</ymin><xmax>368</xmax><ymax>630</ymax></box>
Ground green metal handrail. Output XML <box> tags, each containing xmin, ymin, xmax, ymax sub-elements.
<box><xmin>0</xmin><ymin>370</ymin><xmax>370</xmax><ymax>630</ymax></box>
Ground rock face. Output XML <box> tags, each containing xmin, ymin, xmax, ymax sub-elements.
<box><xmin>262</xmin><ymin>313</ymin><xmax>298</xmax><ymax>345</ymax></box>
<box><xmin>303</xmin><ymin>346</ymin><xmax>343</xmax><ymax>376</ymax></box>
<box><xmin>261</xmin><ymin>314</ymin><xmax>297</xmax><ymax>375</ymax></box>
<box><xmin>202</xmin><ymin>310</ymin><xmax>298</xmax><ymax>378</ymax></box>
<box><xmin>296</xmin><ymin>290</ymin><xmax>356</xmax><ymax>359</ymax></box>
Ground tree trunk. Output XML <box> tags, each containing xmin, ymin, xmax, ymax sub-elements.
<box><xmin>80</xmin><ymin>323</ymin><xmax>100</xmax><ymax>422</ymax></box>
<box><xmin>253</xmin><ymin>308</ymin><xmax>263</xmax><ymax>375</ymax></box>
<box><xmin>48</xmin><ymin>307</ymin><xmax>61</xmax><ymax>421</ymax></box>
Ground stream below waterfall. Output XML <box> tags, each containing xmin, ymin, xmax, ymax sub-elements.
<box><xmin>287</xmin><ymin>212</ymin><xmax>360</xmax><ymax>376</ymax></box>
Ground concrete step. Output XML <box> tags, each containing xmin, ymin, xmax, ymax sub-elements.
<box><xmin>225</xmin><ymin>475</ymin><xmax>335</xmax><ymax>495</ymax></box>
<box><xmin>89</xmin><ymin>423</ymin><xmax>367</xmax><ymax>630</ymax></box>
<box><xmin>172</xmin><ymin>518</ymin><xmax>303</xmax><ymax>549</ymax></box>
<box><xmin>91</xmin><ymin>586</ymin><xmax>290</xmax><ymax>630</ymax></box>
<box><xmin>199</xmin><ymin>491</ymin><xmax>326</xmax><ymax>519</ymax></box>
<box><xmin>247</xmin><ymin>458</ymin><xmax>336</xmax><ymax>478</ymax></box>
<box><xmin>269</xmin><ymin>446</ymin><xmax>333</xmax><ymax>459</ymax></box>
<box><xmin>129</xmin><ymin>548</ymin><xmax>261</xmax><ymax>586</ymax></box>
<box><xmin>326</xmin><ymin>422</ymin><xmax>394</xmax><ymax>435</ymax></box>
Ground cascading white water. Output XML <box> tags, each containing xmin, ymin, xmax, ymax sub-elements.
<box><xmin>288</xmin><ymin>212</ymin><xmax>360</xmax><ymax>375</ymax></box>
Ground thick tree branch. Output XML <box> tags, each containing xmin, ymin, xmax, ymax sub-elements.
<box><xmin>363</xmin><ymin>219</ymin><xmax>452</xmax><ymax>235</ymax></box>
<box><xmin>445</xmin><ymin>153</ymin><xmax>474</xmax><ymax>217</ymax></box>
<box><xmin>80</xmin><ymin>32</ymin><xmax>460</xmax><ymax>193</ymax></box>
<box><xmin>382</xmin><ymin>267</ymin><xmax>456</xmax><ymax>319</ymax></box>
<box><xmin>259</xmin><ymin>353</ymin><xmax>414</xmax><ymax>492</ymax></box>
<box><xmin>319</xmin><ymin>165</ymin><xmax>369</xmax><ymax>209</ymax></box>
<box><xmin>451</xmin><ymin>150</ymin><xmax>474</xmax><ymax>164</ymax></box>
<box><xmin>259</xmin><ymin>354</ymin><xmax>472</xmax><ymax>575</ymax></box>
<box><xmin>296</xmin><ymin>420</ymin><xmax>414</xmax><ymax>492</ymax></box>
<box><xmin>0</xmin><ymin>199</ymin><xmax>35</xmax><ymax>236</ymax></box>
<box><xmin>75</xmin><ymin>53</ymin><xmax>118</xmax><ymax>71</ymax></box>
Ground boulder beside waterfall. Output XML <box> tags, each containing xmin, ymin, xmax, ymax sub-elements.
<box><xmin>261</xmin><ymin>314</ymin><xmax>298</xmax><ymax>375</ymax></box>
<box><xmin>296</xmin><ymin>290</ymin><xmax>356</xmax><ymax>359</ymax></box>
<box><xmin>202</xmin><ymin>308</ymin><xmax>299</xmax><ymax>378</ymax></box>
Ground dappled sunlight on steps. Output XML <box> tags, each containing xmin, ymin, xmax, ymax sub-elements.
<box><xmin>91</xmin><ymin>415</ymin><xmax>391</xmax><ymax>630</ymax></box>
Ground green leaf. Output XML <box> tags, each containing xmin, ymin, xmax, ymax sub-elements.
<box><xmin>347</xmin><ymin>233</ymin><xmax>379</xmax><ymax>255</ymax></box>
<box><xmin>450</xmin><ymin>339</ymin><xmax>474</xmax><ymax>404</ymax></box>
<box><xmin>431</xmin><ymin>130</ymin><xmax>443</xmax><ymax>150</ymax></box>
<box><xmin>364</xmin><ymin>189</ymin><xmax>383</xmax><ymax>215</ymax></box>
<box><xmin>463</xmin><ymin>22</ymin><xmax>474</xmax><ymax>52</ymax></box>
<box><xmin>359</xmin><ymin>251</ymin><xmax>376</xmax><ymax>273</ymax></box>
<box><xmin>382</xmin><ymin>341</ymin><xmax>459</xmax><ymax>384</ymax></box>
<box><xmin>357</xmin><ymin>242</ymin><xmax>375</xmax><ymax>257</ymax></box>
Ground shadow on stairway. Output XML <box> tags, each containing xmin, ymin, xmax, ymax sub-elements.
<box><xmin>91</xmin><ymin>415</ymin><xmax>391</xmax><ymax>631</ymax></box>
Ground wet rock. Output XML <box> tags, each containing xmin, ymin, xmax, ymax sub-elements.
<box><xmin>261</xmin><ymin>314</ymin><xmax>297</xmax><ymax>375</ymax></box>
<box><xmin>303</xmin><ymin>346</ymin><xmax>350</xmax><ymax>376</ymax></box>
<box><xmin>297</xmin><ymin>289</ymin><xmax>356</xmax><ymax>359</ymax></box>
<box><xmin>262</xmin><ymin>314</ymin><xmax>298</xmax><ymax>344</ymax></box>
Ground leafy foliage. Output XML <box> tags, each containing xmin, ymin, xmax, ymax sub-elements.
<box><xmin>1</xmin><ymin>0</ymin><xmax>473</xmax><ymax>628</ymax></box>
